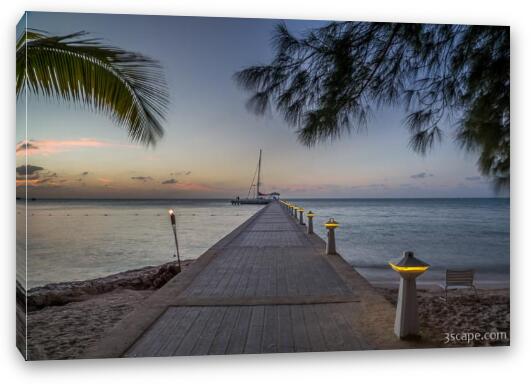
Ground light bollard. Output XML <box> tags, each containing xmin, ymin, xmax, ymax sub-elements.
<box><xmin>292</xmin><ymin>206</ymin><xmax>298</xmax><ymax>218</ymax></box>
<box><xmin>324</xmin><ymin>218</ymin><xmax>339</xmax><ymax>255</ymax></box>
<box><xmin>298</xmin><ymin>207</ymin><xmax>305</xmax><ymax>225</ymax></box>
<box><xmin>306</xmin><ymin>211</ymin><xmax>315</xmax><ymax>234</ymax></box>
<box><xmin>389</xmin><ymin>251</ymin><xmax>430</xmax><ymax>339</ymax></box>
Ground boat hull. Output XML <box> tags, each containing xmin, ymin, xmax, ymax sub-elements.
<box><xmin>231</xmin><ymin>198</ymin><xmax>272</xmax><ymax>205</ymax></box>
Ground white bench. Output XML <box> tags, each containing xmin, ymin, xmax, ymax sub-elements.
<box><xmin>439</xmin><ymin>269</ymin><xmax>479</xmax><ymax>301</ymax></box>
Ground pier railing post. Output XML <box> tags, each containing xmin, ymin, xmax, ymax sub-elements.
<box><xmin>389</xmin><ymin>251</ymin><xmax>430</xmax><ymax>339</ymax></box>
<box><xmin>307</xmin><ymin>211</ymin><xmax>315</xmax><ymax>234</ymax></box>
<box><xmin>324</xmin><ymin>218</ymin><xmax>339</xmax><ymax>255</ymax></box>
<box><xmin>298</xmin><ymin>207</ymin><xmax>305</xmax><ymax>225</ymax></box>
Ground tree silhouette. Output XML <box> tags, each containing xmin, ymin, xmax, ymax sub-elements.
<box><xmin>235</xmin><ymin>22</ymin><xmax>509</xmax><ymax>189</ymax></box>
<box><xmin>17</xmin><ymin>30</ymin><xmax>169</xmax><ymax>146</ymax></box>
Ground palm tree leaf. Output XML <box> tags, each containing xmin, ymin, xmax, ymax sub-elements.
<box><xmin>16</xmin><ymin>30</ymin><xmax>169</xmax><ymax>146</ymax></box>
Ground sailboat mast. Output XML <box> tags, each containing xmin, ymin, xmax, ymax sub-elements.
<box><xmin>256</xmin><ymin>149</ymin><xmax>262</xmax><ymax>198</ymax></box>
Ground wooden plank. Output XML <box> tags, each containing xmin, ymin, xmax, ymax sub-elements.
<box><xmin>128</xmin><ymin>307</ymin><xmax>202</xmax><ymax>357</ymax></box>
<box><xmin>333</xmin><ymin>303</ymin><xmax>371</xmax><ymax>350</ymax></box>
<box><xmin>173</xmin><ymin>307</ymin><xmax>216</xmax><ymax>355</ymax></box>
<box><xmin>166</xmin><ymin>294</ymin><xmax>358</xmax><ymax>306</ymax></box>
<box><xmin>302</xmin><ymin>304</ymin><xmax>326</xmax><ymax>352</ymax></box>
<box><xmin>327</xmin><ymin>304</ymin><xmax>361</xmax><ymax>350</ymax></box>
<box><xmin>244</xmin><ymin>306</ymin><xmax>265</xmax><ymax>354</ymax></box>
<box><xmin>208</xmin><ymin>307</ymin><xmax>240</xmax><ymax>355</ymax></box>
<box><xmin>190</xmin><ymin>306</ymin><xmax>228</xmax><ymax>355</ymax></box>
<box><xmin>290</xmin><ymin>305</ymin><xmax>311</xmax><ymax>353</ymax></box>
<box><xmin>226</xmin><ymin>306</ymin><xmax>253</xmax><ymax>354</ymax></box>
<box><xmin>124</xmin><ymin>307</ymin><xmax>184</xmax><ymax>357</ymax></box>
<box><xmin>209</xmin><ymin>248</ymin><xmax>246</xmax><ymax>297</ymax></box>
<box><xmin>261</xmin><ymin>305</ymin><xmax>278</xmax><ymax>353</ymax></box>
<box><xmin>316</xmin><ymin>304</ymin><xmax>346</xmax><ymax>350</ymax></box>
<box><xmin>277</xmin><ymin>305</ymin><xmax>295</xmax><ymax>353</ymax></box>
<box><xmin>233</xmin><ymin>248</ymin><xmax>254</xmax><ymax>297</ymax></box>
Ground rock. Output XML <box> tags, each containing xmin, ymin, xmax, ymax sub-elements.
<box><xmin>21</xmin><ymin>260</ymin><xmax>192</xmax><ymax>312</ymax></box>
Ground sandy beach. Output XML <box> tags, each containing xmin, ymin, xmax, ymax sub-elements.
<box><xmin>19</xmin><ymin>260</ymin><xmax>509</xmax><ymax>360</ymax></box>
<box><xmin>18</xmin><ymin>260</ymin><xmax>194</xmax><ymax>360</ymax></box>
<box><xmin>377</xmin><ymin>287</ymin><xmax>510</xmax><ymax>347</ymax></box>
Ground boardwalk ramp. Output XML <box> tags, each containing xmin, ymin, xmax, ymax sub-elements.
<box><xmin>86</xmin><ymin>201</ymin><xmax>422</xmax><ymax>358</ymax></box>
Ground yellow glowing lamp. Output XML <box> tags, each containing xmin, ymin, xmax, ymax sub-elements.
<box><xmin>389</xmin><ymin>251</ymin><xmax>430</xmax><ymax>278</ymax></box>
<box><xmin>324</xmin><ymin>218</ymin><xmax>339</xmax><ymax>229</ymax></box>
<box><xmin>298</xmin><ymin>207</ymin><xmax>305</xmax><ymax>212</ymax></box>
<box><xmin>389</xmin><ymin>265</ymin><xmax>429</xmax><ymax>273</ymax></box>
<box><xmin>306</xmin><ymin>210</ymin><xmax>315</xmax><ymax>217</ymax></box>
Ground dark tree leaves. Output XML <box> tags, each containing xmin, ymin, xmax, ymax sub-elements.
<box><xmin>235</xmin><ymin>22</ymin><xmax>509</xmax><ymax>190</ymax></box>
<box><xmin>17</xmin><ymin>30</ymin><xmax>169</xmax><ymax>146</ymax></box>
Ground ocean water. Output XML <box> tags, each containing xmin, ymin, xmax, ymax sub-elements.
<box><xmin>291</xmin><ymin>198</ymin><xmax>510</xmax><ymax>286</ymax></box>
<box><xmin>16</xmin><ymin>198</ymin><xmax>509</xmax><ymax>289</ymax></box>
<box><xmin>16</xmin><ymin>200</ymin><xmax>261</xmax><ymax>288</ymax></box>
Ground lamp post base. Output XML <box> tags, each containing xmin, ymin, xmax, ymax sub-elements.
<box><xmin>394</xmin><ymin>277</ymin><xmax>420</xmax><ymax>339</ymax></box>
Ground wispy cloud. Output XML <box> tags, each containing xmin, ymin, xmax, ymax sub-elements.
<box><xmin>15</xmin><ymin>139</ymin><xmax>132</xmax><ymax>156</ymax></box>
<box><xmin>15</xmin><ymin>164</ymin><xmax>61</xmax><ymax>187</ymax></box>
<box><xmin>465</xmin><ymin>176</ymin><xmax>481</xmax><ymax>181</ymax></box>
<box><xmin>410</xmin><ymin>172</ymin><xmax>434</xmax><ymax>179</ymax></box>
<box><xmin>16</xmin><ymin>164</ymin><xmax>44</xmax><ymax>176</ymax></box>
<box><xmin>161</xmin><ymin>178</ymin><xmax>178</xmax><ymax>184</ymax></box>
<box><xmin>170</xmin><ymin>170</ymin><xmax>192</xmax><ymax>176</ymax></box>
<box><xmin>131</xmin><ymin>176</ymin><xmax>153</xmax><ymax>182</ymax></box>
<box><xmin>16</xmin><ymin>141</ymin><xmax>39</xmax><ymax>152</ymax></box>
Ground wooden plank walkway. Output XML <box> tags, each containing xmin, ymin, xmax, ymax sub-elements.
<box><xmin>85</xmin><ymin>201</ymin><xmax>423</xmax><ymax>359</ymax></box>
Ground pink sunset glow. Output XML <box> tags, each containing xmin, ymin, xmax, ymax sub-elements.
<box><xmin>16</xmin><ymin>139</ymin><xmax>131</xmax><ymax>156</ymax></box>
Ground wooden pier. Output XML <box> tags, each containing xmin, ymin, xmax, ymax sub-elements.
<box><xmin>86</xmin><ymin>201</ymin><xmax>420</xmax><ymax>358</ymax></box>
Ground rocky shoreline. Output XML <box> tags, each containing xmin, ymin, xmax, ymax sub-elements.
<box><xmin>17</xmin><ymin>260</ymin><xmax>194</xmax><ymax>359</ymax></box>
<box><xmin>18</xmin><ymin>260</ymin><xmax>194</xmax><ymax>312</ymax></box>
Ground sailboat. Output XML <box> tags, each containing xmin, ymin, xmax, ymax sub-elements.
<box><xmin>231</xmin><ymin>149</ymin><xmax>279</xmax><ymax>205</ymax></box>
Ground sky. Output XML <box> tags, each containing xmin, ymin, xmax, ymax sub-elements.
<box><xmin>16</xmin><ymin>12</ymin><xmax>501</xmax><ymax>199</ymax></box>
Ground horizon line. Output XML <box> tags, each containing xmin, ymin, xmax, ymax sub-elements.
<box><xmin>16</xmin><ymin>196</ymin><xmax>509</xmax><ymax>201</ymax></box>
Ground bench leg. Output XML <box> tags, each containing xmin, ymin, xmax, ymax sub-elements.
<box><xmin>472</xmin><ymin>286</ymin><xmax>479</xmax><ymax>301</ymax></box>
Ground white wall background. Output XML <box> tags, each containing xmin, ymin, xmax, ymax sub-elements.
<box><xmin>1</xmin><ymin>1</ymin><xmax>527</xmax><ymax>383</ymax></box>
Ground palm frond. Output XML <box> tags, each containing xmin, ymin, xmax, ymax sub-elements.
<box><xmin>16</xmin><ymin>30</ymin><xmax>169</xmax><ymax>146</ymax></box>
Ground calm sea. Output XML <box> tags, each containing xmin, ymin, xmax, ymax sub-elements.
<box><xmin>16</xmin><ymin>198</ymin><xmax>509</xmax><ymax>289</ymax></box>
